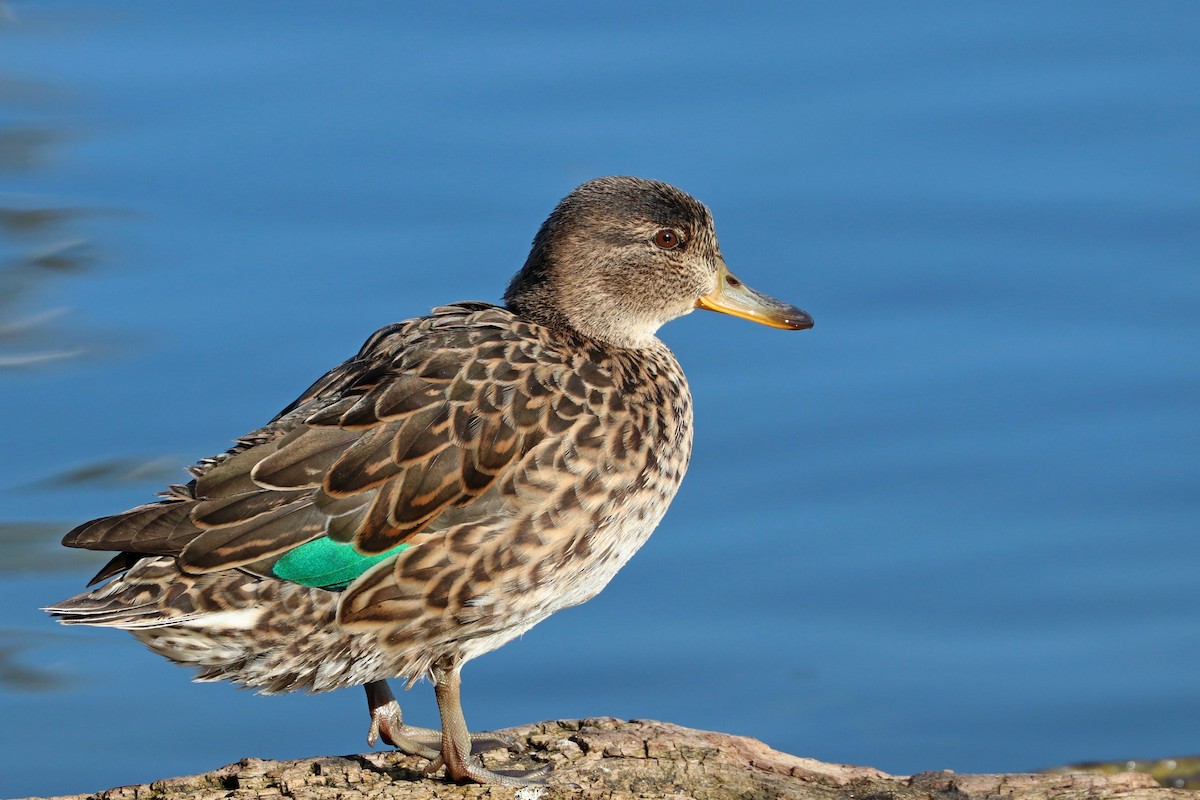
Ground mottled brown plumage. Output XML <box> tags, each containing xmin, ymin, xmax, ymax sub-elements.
<box><xmin>45</xmin><ymin>176</ymin><xmax>812</xmax><ymax>785</ymax></box>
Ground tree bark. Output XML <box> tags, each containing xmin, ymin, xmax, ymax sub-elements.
<box><xmin>19</xmin><ymin>718</ymin><xmax>1187</xmax><ymax>800</ymax></box>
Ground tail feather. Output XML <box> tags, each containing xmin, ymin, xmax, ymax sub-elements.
<box><xmin>45</xmin><ymin>603</ymin><xmax>169</xmax><ymax>628</ymax></box>
<box><xmin>43</xmin><ymin>555</ymin><xmax>193</xmax><ymax>629</ymax></box>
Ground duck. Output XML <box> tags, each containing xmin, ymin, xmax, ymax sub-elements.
<box><xmin>44</xmin><ymin>176</ymin><xmax>813</xmax><ymax>785</ymax></box>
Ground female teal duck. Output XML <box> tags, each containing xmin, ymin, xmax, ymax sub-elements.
<box><xmin>46</xmin><ymin>176</ymin><xmax>812</xmax><ymax>785</ymax></box>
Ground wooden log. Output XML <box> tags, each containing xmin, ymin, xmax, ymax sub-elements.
<box><xmin>17</xmin><ymin>718</ymin><xmax>1186</xmax><ymax>800</ymax></box>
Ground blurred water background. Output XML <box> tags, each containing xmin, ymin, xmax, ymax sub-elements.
<box><xmin>1</xmin><ymin>2</ymin><xmax>1197</xmax><ymax>797</ymax></box>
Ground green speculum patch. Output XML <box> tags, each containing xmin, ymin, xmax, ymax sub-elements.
<box><xmin>272</xmin><ymin>537</ymin><xmax>411</xmax><ymax>591</ymax></box>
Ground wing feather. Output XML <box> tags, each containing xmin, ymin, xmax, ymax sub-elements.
<box><xmin>251</xmin><ymin>426</ymin><xmax>361</xmax><ymax>490</ymax></box>
<box><xmin>192</xmin><ymin>489</ymin><xmax>307</xmax><ymax>529</ymax></box>
<box><xmin>58</xmin><ymin>303</ymin><xmax>614</xmax><ymax>591</ymax></box>
<box><xmin>63</xmin><ymin>501</ymin><xmax>198</xmax><ymax>554</ymax></box>
<box><xmin>179</xmin><ymin>498</ymin><xmax>328</xmax><ymax>571</ymax></box>
<box><xmin>323</xmin><ymin>424</ymin><xmax>404</xmax><ymax>496</ymax></box>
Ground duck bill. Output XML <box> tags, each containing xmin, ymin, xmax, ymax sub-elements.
<box><xmin>695</xmin><ymin>262</ymin><xmax>813</xmax><ymax>330</ymax></box>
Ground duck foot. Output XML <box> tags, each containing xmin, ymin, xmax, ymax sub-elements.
<box><xmin>423</xmin><ymin>757</ymin><xmax>552</xmax><ymax>786</ymax></box>
<box><xmin>364</xmin><ymin>679</ymin><xmax>520</xmax><ymax>762</ymax></box>
<box><xmin>430</xmin><ymin>661</ymin><xmax>549</xmax><ymax>786</ymax></box>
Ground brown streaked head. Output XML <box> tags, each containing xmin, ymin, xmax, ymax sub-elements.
<box><xmin>504</xmin><ymin>176</ymin><xmax>811</xmax><ymax>349</ymax></box>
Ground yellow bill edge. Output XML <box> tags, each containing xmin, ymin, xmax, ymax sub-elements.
<box><xmin>696</xmin><ymin>262</ymin><xmax>813</xmax><ymax>330</ymax></box>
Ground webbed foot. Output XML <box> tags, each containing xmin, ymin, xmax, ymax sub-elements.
<box><xmin>429</xmin><ymin>660</ymin><xmax>551</xmax><ymax>786</ymax></box>
<box><xmin>365</xmin><ymin>679</ymin><xmax>525</xmax><ymax>765</ymax></box>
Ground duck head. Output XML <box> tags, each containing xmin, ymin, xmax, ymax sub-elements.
<box><xmin>504</xmin><ymin>176</ymin><xmax>812</xmax><ymax>349</ymax></box>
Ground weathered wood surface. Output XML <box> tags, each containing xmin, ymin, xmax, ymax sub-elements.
<box><xmin>19</xmin><ymin>718</ymin><xmax>1187</xmax><ymax>800</ymax></box>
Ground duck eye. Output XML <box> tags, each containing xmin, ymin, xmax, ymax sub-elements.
<box><xmin>654</xmin><ymin>229</ymin><xmax>681</xmax><ymax>250</ymax></box>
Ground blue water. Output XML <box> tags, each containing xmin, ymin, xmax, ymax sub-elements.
<box><xmin>2</xmin><ymin>2</ymin><xmax>1198</xmax><ymax>797</ymax></box>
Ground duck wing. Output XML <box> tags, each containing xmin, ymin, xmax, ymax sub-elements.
<box><xmin>63</xmin><ymin>302</ymin><xmax>613</xmax><ymax>589</ymax></box>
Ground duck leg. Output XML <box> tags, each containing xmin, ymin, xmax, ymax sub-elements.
<box><xmin>426</xmin><ymin>660</ymin><xmax>549</xmax><ymax>786</ymax></box>
<box><xmin>364</xmin><ymin>680</ymin><xmax>440</xmax><ymax>759</ymax></box>
<box><xmin>365</xmin><ymin>679</ymin><xmax>520</xmax><ymax>762</ymax></box>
